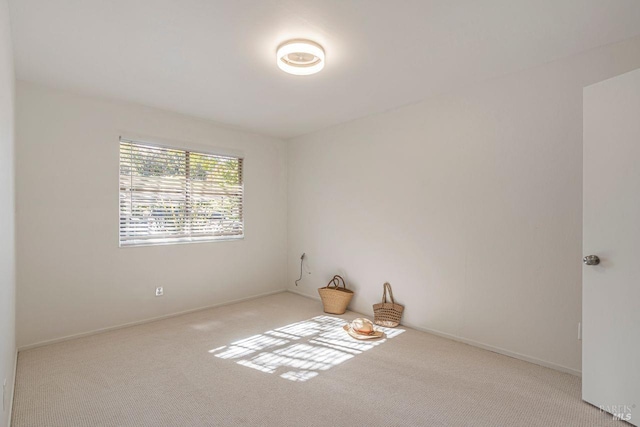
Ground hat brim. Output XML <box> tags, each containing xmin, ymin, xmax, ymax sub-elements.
<box><xmin>343</xmin><ymin>324</ymin><xmax>385</xmax><ymax>340</ymax></box>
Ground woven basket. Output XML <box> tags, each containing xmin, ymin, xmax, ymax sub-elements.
<box><xmin>318</xmin><ymin>275</ymin><xmax>354</xmax><ymax>315</ymax></box>
<box><xmin>373</xmin><ymin>282</ymin><xmax>404</xmax><ymax>327</ymax></box>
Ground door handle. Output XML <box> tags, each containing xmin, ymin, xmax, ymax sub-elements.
<box><xmin>583</xmin><ymin>255</ymin><xmax>600</xmax><ymax>266</ymax></box>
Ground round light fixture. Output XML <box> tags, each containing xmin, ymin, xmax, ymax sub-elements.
<box><xmin>276</xmin><ymin>40</ymin><xmax>325</xmax><ymax>76</ymax></box>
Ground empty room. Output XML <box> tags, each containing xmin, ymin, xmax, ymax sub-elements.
<box><xmin>1</xmin><ymin>1</ymin><xmax>639</xmax><ymax>426</ymax></box>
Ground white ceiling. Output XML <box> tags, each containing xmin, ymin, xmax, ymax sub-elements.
<box><xmin>9</xmin><ymin>0</ymin><xmax>640</xmax><ymax>139</ymax></box>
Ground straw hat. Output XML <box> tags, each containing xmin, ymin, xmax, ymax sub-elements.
<box><xmin>343</xmin><ymin>318</ymin><xmax>384</xmax><ymax>340</ymax></box>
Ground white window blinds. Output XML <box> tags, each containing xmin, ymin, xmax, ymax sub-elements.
<box><xmin>119</xmin><ymin>139</ymin><xmax>244</xmax><ymax>246</ymax></box>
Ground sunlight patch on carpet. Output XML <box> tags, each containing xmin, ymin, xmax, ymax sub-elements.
<box><xmin>209</xmin><ymin>315</ymin><xmax>405</xmax><ymax>381</ymax></box>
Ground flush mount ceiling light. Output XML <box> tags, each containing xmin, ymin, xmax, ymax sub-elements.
<box><xmin>276</xmin><ymin>40</ymin><xmax>325</xmax><ymax>76</ymax></box>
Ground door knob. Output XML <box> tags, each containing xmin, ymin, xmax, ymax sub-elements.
<box><xmin>583</xmin><ymin>255</ymin><xmax>600</xmax><ymax>266</ymax></box>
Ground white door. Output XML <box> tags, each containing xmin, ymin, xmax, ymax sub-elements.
<box><xmin>583</xmin><ymin>68</ymin><xmax>640</xmax><ymax>426</ymax></box>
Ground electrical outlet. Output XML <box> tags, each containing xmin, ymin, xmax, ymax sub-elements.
<box><xmin>155</xmin><ymin>287</ymin><xmax>164</xmax><ymax>297</ymax></box>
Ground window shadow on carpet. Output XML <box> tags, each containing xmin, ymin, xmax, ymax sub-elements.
<box><xmin>208</xmin><ymin>315</ymin><xmax>405</xmax><ymax>382</ymax></box>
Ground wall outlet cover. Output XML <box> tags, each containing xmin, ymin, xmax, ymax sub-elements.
<box><xmin>155</xmin><ymin>287</ymin><xmax>164</xmax><ymax>297</ymax></box>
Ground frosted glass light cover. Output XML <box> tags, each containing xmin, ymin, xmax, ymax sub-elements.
<box><xmin>277</xmin><ymin>40</ymin><xmax>325</xmax><ymax>76</ymax></box>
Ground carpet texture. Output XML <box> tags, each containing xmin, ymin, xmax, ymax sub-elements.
<box><xmin>12</xmin><ymin>292</ymin><xmax>616</xmax><ymax>426</ymax></box>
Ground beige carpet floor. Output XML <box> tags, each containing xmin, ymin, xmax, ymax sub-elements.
<box><xmin>12</xmin><ymin>292</ymin><xmax>616</xmax><ymax>427</ymax></box>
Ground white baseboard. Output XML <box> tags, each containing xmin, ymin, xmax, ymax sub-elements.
<box><xmin>403</xmin><ymin>322</ymin><xmax>581</xmax><ymax>377</ymax></box>
<box><xmin>7</xmin><ymin>350</ymin><xmax>17</xmax><ymax>427</ymax></box>
<box><xmin>286</xmin><ymin>288</ymin><xmax>581</xmax><ymax>377</ymax></box>
<box><xmin>287</xmin><ymin>288</ymin><xmax>321</xmax><ymax>301</ymax></box>
<box><xmin>18</xmin><ymin>289</ymin><xmax>287</xmax><ymax>352</ymax></box>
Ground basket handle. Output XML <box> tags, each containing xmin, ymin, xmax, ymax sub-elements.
<box><xmin>326</xmin><ymin>275</ymin><xmax>347</xmax><ymax>289</ymax></box>
<box><xmin>382</xmin><ymin>282</ymin><xmax>395</xmax><ymax>304</ymax></box>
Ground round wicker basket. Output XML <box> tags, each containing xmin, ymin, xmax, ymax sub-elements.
<box><xmin>318</xmin><ymin>275</ymin><xmax>353</xmax><ymax>314</ymax></box>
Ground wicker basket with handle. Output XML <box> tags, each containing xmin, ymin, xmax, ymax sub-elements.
<box><xmin>318</xmin><ymin>275</ymin><xmax>354</xmax><ymax>315</ymax></box>
<box><xmin>373</xmin><ymin>282</ymin><xmax>404</xmax><ymax>327</ymax></box>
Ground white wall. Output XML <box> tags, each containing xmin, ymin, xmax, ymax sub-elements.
<box><xmin>16</xmin><ymin>82</ymin><xmax>287</xmax><ymax>349</ymax></box>
<box><xmin>287</xmin><ymin>36</ymin><xmax>640</xmax><ymax>375</ymax></box>
<box><xmin>0</xmin><ymin>0</ymin><xmax>14</xmax><ymax>425</ymax></box>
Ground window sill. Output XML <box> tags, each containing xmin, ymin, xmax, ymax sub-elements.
<box><xmin>119</xmin><ymin>235</ymin><xmax>244</xmax><ymax>248</ymax></box>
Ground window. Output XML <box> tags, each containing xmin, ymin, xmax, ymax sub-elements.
<box><xmin>119</xmin><ymin>138</ymin><xmax>244</xmax><ymax>246</ymax></box>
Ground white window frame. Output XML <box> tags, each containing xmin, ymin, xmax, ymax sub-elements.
<box><xmin>119</xmin><ymin>137</ymin><xmax>244</xmax><ymax>247</ymax></box>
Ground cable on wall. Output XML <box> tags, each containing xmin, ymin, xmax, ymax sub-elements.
<box><xmin>295</xmin><ymin>253</ymin><xmax>310</xmax><ymax>286</ymax></box>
